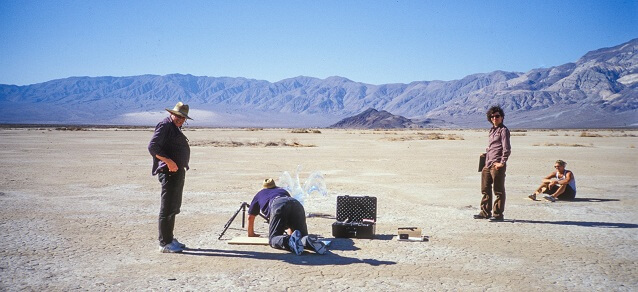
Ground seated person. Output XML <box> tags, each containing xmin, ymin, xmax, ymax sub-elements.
<box><xmin>247</xmin><ymin>178</ymin><xmax>327</xmax><ymax>255</ymax></box>
<box><xmin>528</xmin><ymin>160</ymin><xmax>577</xmax><ymax>202</ymax></box>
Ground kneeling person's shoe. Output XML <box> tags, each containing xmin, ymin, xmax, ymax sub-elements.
<box><xmin>289</xmin><ymin>230</ymin><xmax>304</xmax><ymax>256</ymax></box>
<box><xmin>543</xmin><ymin>195</ymin><xmax>556</xmax><ymax>202</ymax></box>
<box><xmin>306</xmin><ymin>236</ymin><xmax>327</xmax><ymax>255</ymax></box>
<box><xmin>528</xmin><ymin>194</ymin><xmax>536</xmax><ymax>201</ymax></box>
<box><xmin>172</xmin><ymin>238</ymin><xmax>186</xmax><ymax>249</ymax></box>
<box><xmin>159</xmin><ymin>242</ymin><xmax>183</xmax><ymax>253</ymax></box>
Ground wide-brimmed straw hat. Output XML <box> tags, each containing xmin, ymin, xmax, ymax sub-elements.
<box><xmin>165</xmin><ymin>102</ymin><xmax>192</xmax><ymax>120</ymax></box>
<box><xmin>263</xmin><ymin>178</ymin><xmax>276</xmax><ymax>189</ymax></box>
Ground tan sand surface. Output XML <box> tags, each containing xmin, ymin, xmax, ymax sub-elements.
<box><xmin>1</xmin><ymin>127</ymin><xmax>637</xmax><ymax>291</ymax></box>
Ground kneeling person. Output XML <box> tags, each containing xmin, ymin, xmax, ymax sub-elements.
<box><xmin>247</xmin><ymin>178</ymin><xmax>327</xmax><ymax>255</ymax></box>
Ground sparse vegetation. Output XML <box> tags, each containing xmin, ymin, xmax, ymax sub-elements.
<box><xmin>532</xmin><ymin>143</ymin><xmax>593</xmax><ymax>147</ymax></box>
<box><xmin>580</xmin><ymin>131</ymin><xmax>603</xmax><ymax>137</ymax></box>
<box><xmin>386</xmin><ymin>132</ymin><xmax>464</xmax><ymax>141</ymax></box>
<box><xmin>190</xmin><ymin>138</ymin><xmax>315</xmax><ymax>147</ymax></box>
<box><xmin>290</xmin><ymin>128</ymin><xmax>322</xmax><ymax>134</ymax></box>
<box><xmin>55</xmin><ymin>127</ymin><xmax>88</xmax><ymax>131</ymax></box>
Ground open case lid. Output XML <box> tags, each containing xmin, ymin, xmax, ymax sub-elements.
<box><xmin>335</xmin><ymin>195</ymin><xmax>377</xmax><ymax>222</ymax></box>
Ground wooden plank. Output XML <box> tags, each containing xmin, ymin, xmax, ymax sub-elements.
<box><xmin>228</xmin><ymin>236</ymin><xmax>270</xmax><ymax>245</ymax></box>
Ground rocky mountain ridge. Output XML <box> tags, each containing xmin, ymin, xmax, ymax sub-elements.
<box><xmin>1</xmin><ymin>38</ymin><xmax>636</xmax><ymax>128</ymax></box>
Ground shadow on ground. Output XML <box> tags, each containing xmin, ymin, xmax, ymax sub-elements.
<box><xmin>568</xmin><ymin>197</ymin><xmax>620</xmax><ymax>203</ymax></box>
<box><xmin>508</xmin><ymin>219</ymin><xmax>637</xmax><ymax>228</ymax></box>
<box><xmin>181</xmin><ymin>246</ymin><xmax>396</xmax><ymax>266</ymax></box>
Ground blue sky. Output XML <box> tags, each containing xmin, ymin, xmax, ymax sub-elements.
<box><xmin>1</xmin><ymin>0</ymin><xmax>636</xmax><ymax>86</ymax></box>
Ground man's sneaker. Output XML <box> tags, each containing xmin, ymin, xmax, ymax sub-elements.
<box><xmin>528</xmin><ymin>194</ymin><xmax>536</xmax><ymax>201</ymax></box>
<box><xmin>172</xmin><ymin>238</ymin><xmax>186</xmax><ymax>249</ymax></box>
<box><xmin>288</xmin><ymin>230</ymin><xmax>304</xmax><ymax>255</ymax></box>
<box><xmin>543</xmin><ymin>195</ymin><xmax>556</xmax><ymax>202</ymax></box>
<box><xmin>159</xmin><ymin>242</ymin><xmax>183</xmax><ymax>253</ymax></box>
<box><xmin>306</xmin><ymin>236</ymin><xmax>327</xmax><ymax>255</ymax></box>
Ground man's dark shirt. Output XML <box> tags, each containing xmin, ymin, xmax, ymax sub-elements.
<box><xmin>148</xmin><ymin>116</ymin><xmax>190</xmax><ymax>175</ymax></box>
<box><xmin>248</xmin><ymin>187</ymin><xmax>291</xmax><ymax>219</ymax></box>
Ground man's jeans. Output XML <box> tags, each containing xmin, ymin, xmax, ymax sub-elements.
<box><xmin>158</xmin><ymin>168</ymin><xmax>185</xmax><ymax>246</ymax></box>
<box><xmin>268</xmin><ymin>197</ymin><xmax>308</xmax><ymax>250</ymax></box>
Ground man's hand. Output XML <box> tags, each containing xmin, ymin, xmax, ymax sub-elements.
<box><xmin>494</xmin><ymin>162</ymin><xmax>505</xmax><ymax>169</ymax></box>
<box><xmin>166</xmin><ymin>159</ymin><xmax>178</xmax><ymax>172</ymax></box>
<box><xmin>156</xmin><ymin>155</ymin><xmax>179</xmax><ymax>172</ymax></box>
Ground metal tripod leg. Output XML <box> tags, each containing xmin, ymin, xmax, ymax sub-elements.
<box><xmin>218</xmin><ymin>202</ymin><xmax>249</xmax><ymax>240</ymax></box>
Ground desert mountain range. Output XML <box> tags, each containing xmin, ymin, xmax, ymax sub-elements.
<box><xmin>1</xmin><ymin>38</ymin><xmax>636</xmax><ymax>128</ymax></box>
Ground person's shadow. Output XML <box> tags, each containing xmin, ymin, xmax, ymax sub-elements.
<box><xmin>568</xmin><ymin>197</ymin><xmax>620</xmax><ymax>203</ymax></box>
<box><xmin>499</xmin><ymin>219</ymin><xmax>637</xmax><ymax>228</ymax></box>
<box><xmin>181</xmin><ymin>237</ymin><xmax>397</xmax><ymax>266</ymax></box>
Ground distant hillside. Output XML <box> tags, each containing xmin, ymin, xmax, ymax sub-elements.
<box><xmin>330</xmin><ymin>108</ymin><xmax>455</xmax><ymax>129</ymax></box>
<box><xmin>330</xmin><ymin>108</ymin><xmax>415</xmax><ymax>129</ymax></box>
<box><xmin>1</xmin><ymin>38</ymin><xmax>636</xmax><ymax>128</ymax></box>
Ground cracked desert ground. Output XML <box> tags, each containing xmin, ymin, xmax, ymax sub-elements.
<box><xmin>1</xmin><ymin>127</ymin><xmax>636</xmax><ymax>291</ymax></box>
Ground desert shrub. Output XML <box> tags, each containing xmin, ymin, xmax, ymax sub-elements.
<box><xmin>532</xmin><ymin>143</ymin><xmax>592</xmax><ymax>147</ymax></box>
<box><xmin>55</xmin><ymin>127</ymin><xmax>86</xmax><ymax>131</ymax></box>
<box><xmin>291</xmin><ymin>128</ymin><xmax>322</xmax><ymax>134</ymax></box>
<box><xmin>191</xmin><ymin>138</ymin><xmax>315</xmax><ymax>147</ymax></box>
<box><xmin>580</xmin><ymin>131</ymin><xmax>603</xmax><ymax>137</ymax></box>
<box><xmin>387</xmin><ymin>132</ymin><xmax>464</xmax><ymax>141</ymax></box>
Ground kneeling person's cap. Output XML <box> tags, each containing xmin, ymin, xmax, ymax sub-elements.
<box><xmin>263</xmin><ymin>178</ymin><xmax>276</xmax><ymax>189</ymax></box>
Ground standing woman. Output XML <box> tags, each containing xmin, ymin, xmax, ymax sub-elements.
<box><xmin>474</xmin><ymin>106</ymin><xmax>511</xmax><ymax>221</ymax></box>
<box><xmin>148</xmin><ymin>102</ymin><xmax>192</xmax><ymax>253</ymax></box>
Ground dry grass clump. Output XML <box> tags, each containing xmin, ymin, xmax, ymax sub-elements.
<box><xmin>191</xmin><ymin>138</ymin><xmax>315</xmax><ymax>147</ymax></box>
<box><xmin>611</xmin><ymin>133</ymin><xmax>637</xmax><ymax>137</ymax></box>
<box><xmin>580</xmin><ymin>131</ymin><xmax>603</xmax><ymax>137</ymax></box>
<box><xmin>290</xmin><ymin>128</ymin><xmax>322</xmax><ymax>134</ymax></box>
<box><xmin>579</xmin><ymin>131</ymin><xmax>637</xmax><ymax>138</ymax></box>
<box><xmin>55</xmin><ymin>127</ymin><xmax>89</xmax><ymax>131</ymax></box>
<box><xmin>419</xmin><ymin>132</ymin><xmax>464</xmax><ymax>140</ymax></box>
<box><xmin>246</xmin><ymin>128</ymin><xmax>263</xmax><ymax>131</ymax></box>
<box><xmin>532</xmin><ymin>143</ymin><xmax>592</xmax><ymax>147</ymax></box>
<box><xmin>386</xmin><ymin>132</ymin><xmax>464</xmax><ymax>141</ymax></box>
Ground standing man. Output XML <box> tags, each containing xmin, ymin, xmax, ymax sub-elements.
<box><xmin>148</xmin><ymin>102</ymin><xmax>192</xmax><ymax>253</ymax></box>
<box><xmin>474</xmin><ymin>106</ymin><xmax>511</xmax><ymax>222</ymax></box>
<box><xmin>247</xmin><ymin>178</ymin><xmax>327</xmax><ymax>255</ymax></box>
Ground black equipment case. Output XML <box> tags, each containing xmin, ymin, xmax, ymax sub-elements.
<box><xmin>332</xmin><ymin>195</ymin><xmax>377</xmax><ymax>239</ymax></box>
